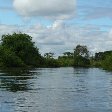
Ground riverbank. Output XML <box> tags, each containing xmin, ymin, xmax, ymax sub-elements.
<box><xmin>0</xmin><ymin>33</ymin><xmax>112</xmax><ymax>71</ymax></box>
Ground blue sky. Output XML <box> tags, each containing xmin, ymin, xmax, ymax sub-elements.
<box><xmin>0</xmin><ymin>0</ymin><xmax>112</xmax><ymax>55</ymax></box>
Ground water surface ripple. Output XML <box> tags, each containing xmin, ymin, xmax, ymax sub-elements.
<box><xmin>0</xmin><ymin>68</ymin><xmax>112</xmax><ymax>112</ymax></box>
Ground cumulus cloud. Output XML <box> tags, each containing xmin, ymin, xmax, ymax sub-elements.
<box><xmin>0</xmin><ymin>24</ymin><xmax>20</xmax><ymax>34</ymax></box>
<box><xmin>0</xmin><ymin>22</ymin><xmax>111</xmax><ymax>56</ymax></box>
<box><xmin>13</xmin><ymin>0</ymin><xmax>76</xmax><ymax>20</ymax></box>
<box><xmin>109</xmin><ymin>29</ymin><xmax>112</xmax><ymax>39</ymax></box>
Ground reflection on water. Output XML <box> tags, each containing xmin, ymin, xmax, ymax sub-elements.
<box><xmin>0</xmin><ymin>67</ymin><xmax>112</xmax><ymax>112</ymax></box>
<box><xmin>0</xmin><ymin>68</ymin><xmax>39</xmax><ymax>92</ymax></box>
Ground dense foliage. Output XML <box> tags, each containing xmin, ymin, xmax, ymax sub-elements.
<box><xmin>44</xmin><ymin>52</ymin><xmax>59</xmax><ymax>67</ymax></box>
<box><xmin>0</xmin><ymin>33</ymin><xmax>43</xmax><ymax>67</ymax></box>
<box><xmin>58</xmin><ymin>52</ymin><xmax>74</xmax><ymax>67</ymax></box>
<box><xmin>0</xmin><ymin>33</ymin><xmax>112</xmax><ymax>71</ymax></box>
<box><xmin>74</xmin><ymin>45</ymin><xmax>90</xmax><ymax>67</ymax></box>
<box><xmin>91</xmin><ymin>51</ymin><xmax>112</xmax><ymax>70</ymax></box>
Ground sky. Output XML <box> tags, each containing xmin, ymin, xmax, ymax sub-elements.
<box><xmin>0</xmin><ymin>0</ymin><xmax>112</xmax><ymax>56</ymax></box>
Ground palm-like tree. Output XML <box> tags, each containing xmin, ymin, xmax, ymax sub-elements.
<box><xmin>44</xmin><ymin>52</ymin><xmax>54</xmax><ymax>59</ymax></box>
<box><xmin>63</xmin><ymin>52</ymin><xmax>74</xmax><ymax>58</ymax></box>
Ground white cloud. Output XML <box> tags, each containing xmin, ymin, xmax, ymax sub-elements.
<box><xmin>109</xmin><ymin>29</ymin><xmax>112</xmax><ymax>39</ymax></box>
<box><xmin>13</xmin><ymin>0</ymin><xmax>76</xmax><ymax>20</ymax></box>
<box><xmin>0</xmin><ymin>24</ymin><xmax>20</xmax><ymax>34</ymax></box>
<box><xmin>0</xmin><ymin>23</ymin><xmax>111</xmax><ymax>56</ymax></box>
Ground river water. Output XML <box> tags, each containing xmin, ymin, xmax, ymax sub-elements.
<box><xmin>0</xmin><ymin>67</ymin><xmax>112</xmax><ymax>112</ymax></box>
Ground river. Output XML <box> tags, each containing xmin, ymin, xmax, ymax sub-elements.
<box><xmin>0</xmin><ymin>67</ymin><xmax>112</xmax><ymax>112</ymax></box>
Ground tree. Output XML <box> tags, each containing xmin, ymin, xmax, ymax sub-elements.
<box><xmin>63</xmin><ymin>52</ymin><xmax>74</xmax><ymax>58</ymax></box>
<box><xmin>0</xmin><ymin>32</ymin><xmax>43</xmax><ymax>67</ymax></box>
<box><xmin>0</xmin><ymin>46</ymin><xmax>25</xmax><ymax>67</ymax></box>
<box><xmin>74</xmin><ymin>45</ymin><xmax>89</xmax><ymax>58</ymax></box>
<box><xmin>92</xmin><ymin>51</ymin><xmax>112</xmax><ymax>69</ymax></box>
<box><xmin>74</xmin><ymin>45</ymin><xmax>90</xmax><ymax>67</ymax></box>
<box><xmin>44</xmin><ymin>52</ymin><xmax>54</xmax><ymax>59</ymax></box>
<box><xmin>43</xmin><ymin>52</ymin><xmax>60</xmax><ymax>67</ymax></box>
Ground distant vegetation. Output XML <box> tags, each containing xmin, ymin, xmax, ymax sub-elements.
<box><xmin>91</xmin><ymin>51</ymin><xmax>112</xmax><ymax>70</ymax></box>
<box><xmin>0</xmin><ymin>33</ymin><xmax>112</xmax><ymax>71</ymax></box>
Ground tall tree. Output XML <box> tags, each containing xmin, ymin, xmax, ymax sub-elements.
<box><xmin>74</xmin><ymin>45</ymin><xmax>89</xmax><ymax>58</ymax></box>
<box><xmin>63</xmin><ymin>52</ymin><xmax>74</xmax><ymax>58</ymax></box>
<box><xmin>1</xmin><ymin>32</ymin><xmax>43</xmax><ymax>67</ymax></box>
<box><xmin>44</xmin><ymin>52</ymin><xmax>54</xmax><ymax>59</ymax></box>
<box><xmin>74</xmin><ymin>45</ymin><xmax>90</xmax><ymax>67</ymax></box>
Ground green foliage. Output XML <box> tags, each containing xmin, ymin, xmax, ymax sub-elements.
<box><xmin>0</xmin><ymin>33</ymin><xmax>43</xmax><ymax>67</ymax></box>
<box><xmin>1</xmin><ymin>33</ymin><xmax>112</xmax><ymax>70</ymax></box>
<box><xmin>90</xmin><ymin>60</ymin><xmax>102</xmax><ymax>67</ymax></box>
<box><xmin>58</xmin><ymin>52</ymin><xmax>74</xmax><ymax>67</ymax></box>
<box><xmin>58</xmin><ymin>58</ymin><xmax>74</xmax><ymax>67</ymax></box>
<box><xmin>92</xmin><ymin>51</ymin><xmax>112</xmax><ymax>70</ymax></box>
<box><xmin>43</xmin><ymin>52</ymin><xmax>59</xmax><ymax>67</ymax></box>
<box><xmin>74</xmin><ymin>45</ymin><xmax>90</xmax><ymax>67</ymax></box>
<box><xmin>74</xmin><ymin>55</ymin><xmax>90</xmax><ymax>67</ymax></box>
<box><xmin>63</xmin><ymin>52</ymin><xmax>74</xmax><ymax>58</ymax></box>
<box><xmin>94</xmin><ymin>51</ymin><xmax>112</xmax><ymax>61</ymax></box>
<box><xmin>74</xmin><ymin>45</ymin><xmax>89</xmax><ymax>58</ymax></box>
<box><xmin>44</xmin><ymin>58</ymin><xmax>59</xmax><ymax>67</ymax></box>
<box><xmin>0</xmin><ymin>46</ymin><xmax>25</xmax><ymax>67</ymax></box>
<box><xmin>101</xmin><ymin>54</ymin><xmax>112</xmax><ymax>70</ymax></box>
<box><xmin>44</xmin><ymin>52</ymin><xmax>54</xmax><ymax>59</ymax></box>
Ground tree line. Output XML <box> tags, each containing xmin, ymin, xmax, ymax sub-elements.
<box><xmin>0</xmin><ymin>33</ymin><xmax>112</xmax><ymax>70</ymax></box>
